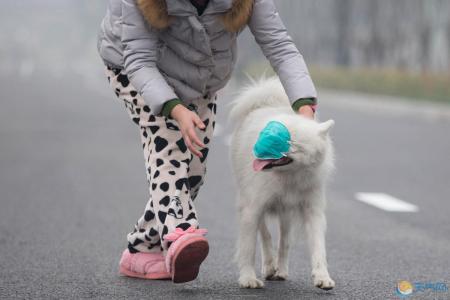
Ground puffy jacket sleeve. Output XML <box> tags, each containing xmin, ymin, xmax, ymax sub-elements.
<box><xmin>248</xmin><ymin>0</ymin><xmax>317</xmax><ymax>103</ymax></box>
<box><xmin>121</xmin><ymin>0</ymin><xmax>178</xmax><ymax>114</ymax></box>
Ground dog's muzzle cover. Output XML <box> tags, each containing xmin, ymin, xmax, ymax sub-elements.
<box><xmin>253</xmin><ymin>121</ymin><xmax>291</xmax><ymax>160</ymax></box>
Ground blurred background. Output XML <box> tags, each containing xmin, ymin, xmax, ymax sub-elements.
<box><xmin>1</xmin><ymin>1</ymin><xmax>449</xmax><ymax>299</ymax></box>
<box><xmin>2</xmin><ymin>1</ymin><xmax>449</xmax><ymax>101</ymax></box>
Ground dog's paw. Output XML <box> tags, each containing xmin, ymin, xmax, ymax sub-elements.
<box><xmin>265</xmin><ymin>269</ymin><xmax>288</xmax><ymax>281</ymax></box>
<box><xmin>239</xmin><ymin>276</ymin><xmax>264</xmax><ymax>289</ymax></box>
<box><xmin>262</xmin><ymin>262</ymin><xmax>277</xmax><ymax>280</ymax></box>
<box><xmin>312</xmin><ymin>272</ymin><xmax>335</xmax><ymax>290</ymax></box>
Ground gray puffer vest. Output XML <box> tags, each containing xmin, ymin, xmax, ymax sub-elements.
<box><xmin>98</xmin><ymin>0</ymin><xmax>317</xmax><ymax>114</ymax></box>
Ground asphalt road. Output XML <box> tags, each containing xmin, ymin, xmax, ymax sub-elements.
<box><xmin>1</xmin><ymin>64</ymin><xmax>449</xmax><ymax>300</ymax></box>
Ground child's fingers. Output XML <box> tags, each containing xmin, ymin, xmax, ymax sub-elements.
<box><xmin>188</xmin><ymin>128</ymin><xmax>205</xmax><ymax>148</ymax></box>
<box><xmin>193</xmin><ymin>115</ymin><xmax>206</xmax><ymax>129</ymax></box>
<box><xmin>183</xmin><ymin>133</ymin><xmax>203</xmax><ymax>158</ymax></box>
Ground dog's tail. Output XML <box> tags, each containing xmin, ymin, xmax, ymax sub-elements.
<box><xmin>228</xmin><ymin>76</ymin><xmax>290</xmax><ymax>124</ymax></box>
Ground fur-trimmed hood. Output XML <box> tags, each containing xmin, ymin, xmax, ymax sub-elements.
<box><xmin>136</xmin><ymin>0</ymin><xmax>254</xmax><ymax>32</ymax></box>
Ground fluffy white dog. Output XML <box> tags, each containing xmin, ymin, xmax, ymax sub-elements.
<box><xmin>229</xmin><ymin>77</ymin><xmax>335</xmax><ymax>289</ymax></box>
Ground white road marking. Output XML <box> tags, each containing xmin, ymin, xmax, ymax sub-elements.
<box><xmin>355</xmin><ymin>193</ymin><xmax>419</xmax><ymax>212</ymax></box>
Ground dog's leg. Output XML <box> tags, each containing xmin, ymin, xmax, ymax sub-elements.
<box><xmin>273</xmin><ymin>210</ymin><xmax>291</xmax><ymax>280</ymax></box>
<box><xmin>237</xmin><ymin>206</ymin><xmax>264</xmax><ymax>288</ymax></box>
<box><xmin>259</xmin><ymin>216</ymin><xmax>277</xmax><ymax>279</ymax></box>
<box><xmin>302</xmin><ymin>194</ymin><xmax>335</xmax><ymax>290</ymax></box>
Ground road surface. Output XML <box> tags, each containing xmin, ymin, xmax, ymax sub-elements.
<box><xmin>1</xmin><ymin>64</ymin><xmax>450</xmax><ymax>299</ymax></box>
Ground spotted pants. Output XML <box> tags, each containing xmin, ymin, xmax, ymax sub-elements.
<box><xmin>105</xmin><ymin>66</ymin><xmax>217</xmax><ymax>253</ymax></box>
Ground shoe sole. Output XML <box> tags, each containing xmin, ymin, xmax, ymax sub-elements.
<box><xmin>171</xmin><ymin>237</ymin><xmax>209</xmax><ymax>283</ymax></box>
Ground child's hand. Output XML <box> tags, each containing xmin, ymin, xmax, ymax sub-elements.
<box><xmin>297</xmin><ymin>105</ymin><xmax>315</xmax><ymax>119</ymax></box>
<box><xmin>171</xmin><ymin>104</ymin><xmax>206</xmax><ymax>158</ymax></box>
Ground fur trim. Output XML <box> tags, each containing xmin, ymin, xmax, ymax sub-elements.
<box><xmin>221</xmin><ymin>0</ymin><xmax>254</xmax><ymax>33</ymax></box>
<box><xmin>137</xmin><ymin>0</ymin><xmax>254</xmax><ymax>32</ymax></box>
<box><xmin>137</xmin><ymin>0</ymin><xmax>173</xmax><ymax>30</ymax></box>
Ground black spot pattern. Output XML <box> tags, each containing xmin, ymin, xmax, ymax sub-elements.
<box><xmin>160</xmin><ymin>182</ymin><xmax>169</xmax><ymax>192</ymax></box>
<box><xmin>189</xmin><ymin>176</ymin><xmax>202</xmax><ymax>189</ymax></box>
<box><xmin>204</xmin><ymin>136</ymin><xmax>210</xmax><ymax>144</ymax></box>
<box><xmin>207</xmin><ymin>102</ymin><xmax>217</xmax><ymax>114</ymax></box>
<box><xmin>128</xmin><ymin>243</ymin><xmax>139</xmax><ymax>253</ymax></box>
<box><xmin>156</xmin><ymin>159</ymin><xmax>164</xmax><ymax>167</ymax></box>
<box><xmin>152</xmin><ymin>183</ymin><xmax>157</xmax><ymax>190</ymax></box>
<box><xmin>143</xmin><ymin>105</ymin><xmax>150</xmax><ymax>112</ymax></box>
<box><xmin>158</xmin><ymin>211</ymin><xmax>167</xmax><ymax>223</ymax></box>
<box><xmin>130</xmin><ymin>91</ymin><xmax>138</xmax><ymax>97</ymax></box>
<box><xmin>175</xmin><ymin>178</ymin><xmax>188</xmax><ymax>190</ymax></box>
<box><xmin>154</xmin><ymin>170</ymin><xmax>160</xmax><ymax>178</ymax></box>
<box><xmin>176</xmin><ymin>138</ymin><xmax>187</xmax><ymax>153</ymax></box>
<box><xmin>112</xmin><ymin>68</ymin><xmax>121</xmax><ymax>76</ymax></box>
<box><xmin>170</xmin><ymin>160</ymin><xmax>180</xmax><ymax>168</ymax></box>
<box><xmin>166</xmin><ymin>122</ymin><xmax>180</xmax><ymax>131</ymax></box>
<box><xmin>202</xmin><ymin>119</ymin><xmax>209</xmax><ymax>131</ymax></box>
<box><xmin>199</xmin><ymin>148</ymin><xmax>209</xmax><ymax>163</ymax></box>
<box><xmin>149</xmin><ymin>228</ymin><xmax>158</xmax><ymax>236</ymax></box>
<box><xmin>132</xmin><ymin>117</ymin><xmax>140</xmax><ymax>125</ymax></box>
<box><xmin>132</xmin><ymin>238</ymin><xmax>144</xmax><ymax>246</ymax></box>
<box><xmin>151</xmin><ymin>240</ymin><xmax>161</xmax><ymax>247</ymax></box>
<box><xmin>161</xmin><ymin>225</ymin><xmax>168</xmax><ymax>240</ymax></box>
<box><xmin>186</xmin><ymin>212</ymin><xmax>197</xmax><ymax>221</ymax></box>
<box><xmin>155</xmin><ymin>136</ymin><xmax>168</xmax><ymax>152</ymax></box>
<box><xmin>176</xmin><ymin>223</ymin><xmax>191</xmax><ymax>230</ymax></box>
<box><xmin>149</xmin><ymin>126</ymin><xmax>160</xmax><ymax>134</ymax></box>
<box><xmin>144</xmin><ymin>210</ymin><xmax>155</xmax><ymax>221</ymax></box>
<box><xmin>169</xmin><ymin>171</ymin><xmax>176</xmax><ymax>175</ymax></box>
<box><xmin>117</xmin><ymin>73</ymin><xmax>130</xmax><ymax>87</ymax></box>
<box><xmin>181</xmin><ymin>158</ymin><xmax>191</xmax><ymax>165</ymax></box>
<box><xmin>159</xmin><ymin>196</ymin><xmax>170</xmax><ymax>206</ymax></box>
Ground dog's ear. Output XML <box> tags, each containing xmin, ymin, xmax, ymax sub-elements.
<box><xmin>318</xmin><ymin>120</ymin><xmax>335</xmax><ymax>137</ymax></box>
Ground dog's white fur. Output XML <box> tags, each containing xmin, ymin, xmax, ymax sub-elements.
<box><xmin>229</xmin><ymin>77</ymin><xmax>335</xmax><ymax>289</ymax></box>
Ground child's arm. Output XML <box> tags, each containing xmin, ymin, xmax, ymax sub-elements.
<box><xmin>121</xmin><ymin>0</ymin><xmax>178</xmax><ymax>115</ymax></box>
<box><xmin>121</xmin><ymin>0</ymin><xmax>205</xmax><ymax>156</ymax></box>
<box><xmin>247</xmin><ymin>0</ymin><xmax>317</xmax><ymax>118</ymax></box>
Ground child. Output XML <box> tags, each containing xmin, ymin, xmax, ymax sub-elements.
<box><xmin>98</xmin><ymin>0</ymin><xmax>317</xmax><ymax>283</ymax></box>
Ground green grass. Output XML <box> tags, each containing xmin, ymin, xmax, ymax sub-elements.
<box><xmin>242</xmin><ymin>64</ymin><xmax>450</xmax><ymax>104</ymax></box>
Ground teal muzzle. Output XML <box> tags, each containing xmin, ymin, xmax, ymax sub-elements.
<box><xmin>253</xmin><ymin>121</ymin><xmax>291</xmax><ymax>160</ymax></box>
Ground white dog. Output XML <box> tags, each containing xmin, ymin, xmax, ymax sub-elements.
<box><xmin>229</xmin><ymin>77</ymin><xmax>335</xmax><ymax>290</ymax></box>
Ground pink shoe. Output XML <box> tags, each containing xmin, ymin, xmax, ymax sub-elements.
<box><xmin>119</xmin><ymin>249</ymin><xmax>171</xmax><ymax>280</ymax></box>
<box><xmin>165</xmin><ymin>227</ymin><xmax>209</xmax><ymax>283</ymax></box>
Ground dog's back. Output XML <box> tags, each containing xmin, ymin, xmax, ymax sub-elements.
<box><xmin>229</xmin><ymin>76</ymin><xmax>290</xmax><ymax>125</ymax></box>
